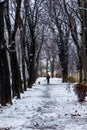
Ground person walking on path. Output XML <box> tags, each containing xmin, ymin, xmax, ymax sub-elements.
<box><xmin>46</xmin><ymin>74</ymin><xmax>50</xmax><ymax>84</ymax></box>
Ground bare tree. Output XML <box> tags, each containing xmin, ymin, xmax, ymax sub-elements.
<box><xmin>44</xmin><ymin>0</ymin><xmax>69</xmax><ymax>82</ymax></box>
<box><xmin>63</xmin><ymin>0</ymin><xmax>83</xmax><ymax>82</ymax></box>
<box><xmin>21</xmin><ymin>0</ymin><xmax>44</xmax><ymax>87</ymax></box>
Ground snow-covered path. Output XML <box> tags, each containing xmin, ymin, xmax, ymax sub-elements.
<box><xmin>0</xmin><ymin>78</ymin><xmax>87</xmax><ymax>130</ymax></box>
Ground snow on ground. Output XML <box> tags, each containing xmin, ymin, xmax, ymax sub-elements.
<box><xmin>0</xmin><ymin>77</ymin><xmax>87</xmax><ymax>130</ymax></box>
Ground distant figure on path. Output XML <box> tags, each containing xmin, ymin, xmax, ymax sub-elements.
<box><xmin>46</xmin><ymin>74</ymin><xmax>50</xmax><ymax>84</ymax></box>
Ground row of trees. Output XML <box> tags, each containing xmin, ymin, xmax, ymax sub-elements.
<box><xmin>0</xmin><ymin>0</ymin><xmax>87</xmax><ymax>106</ymax></box>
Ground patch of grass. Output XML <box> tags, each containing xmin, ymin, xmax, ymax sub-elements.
<box><xmin>67</xmin><ymin>76</ymin><xmax>76</xmax><ymax>83</ymax></box>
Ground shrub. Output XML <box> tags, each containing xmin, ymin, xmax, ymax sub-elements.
<box><xmin>74</xmin><ymin>83</ymin><xmax>87</xmax><ymax>102</ymax></box>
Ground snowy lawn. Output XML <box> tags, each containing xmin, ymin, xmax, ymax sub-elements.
<box><xmin>0</xmin><ymin>77</ymin><xmax>87</xmax><ymax>130</ymax></box>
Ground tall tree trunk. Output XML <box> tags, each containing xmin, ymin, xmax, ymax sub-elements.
<box><xmin>4</xmin><ymin>0</ymin><xmax>22</xmax><ymax>98</ymax></box>
<box><xmin>77</xmin><ymin>49</ymin><xmax>83</xmax><ymax>82</ymax></box>
<box><xmin>0</xmin><ymin>2</ymin><xmax>12</xmax><ymax>106</ymax></box>
<box><xmin>22</xmin><ymin>50</ymin><xmax>27</xmax><ymax>91</ymax></box>
<box><xmin>46</xmin><ymin>58</ymin><xmax>49</xmax><ymax>76</ymax></box>
<box><xmin>28</xmin><ymin>40</ymin><xmax>35</xmax><ymax>88</ymax></box>
<box><xmin>20</xmin><ymin>29</ymin><xmax>27</xmax><ymax>91</ymax></box>
<box><xmin>81</xmin><ymin>0</ymin><xmax>87</xmax><ymax>82</ymax></box>
<box><xmin>9</xmin><ymin>42</ymin><xmax>21</xmax><ymax>98</ymax></box>
<box><xmin>58</xmin><ymin>32</ymin><xmax>68</xmax><ymax>82</ymax></box>
<box><xmin>50</xmin><ymin>58</ymin><xmax>55</xmax><ymax>78</ymax></box>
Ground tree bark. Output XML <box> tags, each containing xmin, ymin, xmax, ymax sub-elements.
<box><xmin>0</xmin><ymin>2</ymin><xmax>12</xmax><ymax>106</ymax></box>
